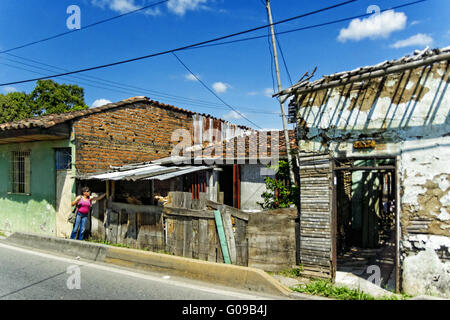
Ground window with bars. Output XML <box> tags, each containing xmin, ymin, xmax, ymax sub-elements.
<box><xmin>10</xmin><ymin>151</ymin><xmax>31</xmax><ymax>195</ymax></box>
<box><xmin>55</xmin><ymin>148</ymin><xmax>72</xmax><ymax>170</ymax></box>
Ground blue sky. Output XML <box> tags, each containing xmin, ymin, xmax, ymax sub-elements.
<box><xmin>0</xmin><ymin>0</ymin><xmax>449</xmax><ymax>130</ymax></box>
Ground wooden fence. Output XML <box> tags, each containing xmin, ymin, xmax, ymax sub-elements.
<box><xmin>88</xmin><ymin>191</ymin><xmax>298</xmax><ymax>271</ymax></box>
<box><xmin>163</xmin><ymin>192</ymin><xmax>249</xmax><ymax>266</ymax></box>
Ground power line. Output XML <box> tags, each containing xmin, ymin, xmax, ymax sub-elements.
<box><xmin>171</xmin><ymin>52</ymin><xmax>263</xmax><ymax>129</ymax></box>
<box><xmin>0</xmin><ymin>0</ymin><xmax>170</xmax><ymax>55</ymax></box>
<box><xmin>276</xmin><ymin>37</ymin><xmax>293</xmax><ymax>86</ymax></box>
<box><xmin>188</xmin><ymin>0</ymin><xmax>429</xmax><ymax>50</ymax></box>
<box><xmin>0</xmin><ymin>0</ymin><xmax>357</xmax><ymax>87</ymax></box>
<box><xmin>0</xmin><ymin>59</ymin><xmax>280</xmax><ymax>115</ymax></box>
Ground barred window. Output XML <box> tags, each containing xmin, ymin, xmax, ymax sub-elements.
<box><xmin>55</xmin><ymin>148</ymin><xmax>72</xmax><ymax>170</ymax></box>
<box><xmin>10</xmin><ymin>151</ymin><xmax>31</xmax><ymax>194</ymax></box>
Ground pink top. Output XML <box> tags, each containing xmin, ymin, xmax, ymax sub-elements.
<box><xmin>77</xmin><ymin>197</ymin><xmax>91</xmax><ymax>215</ymax></box>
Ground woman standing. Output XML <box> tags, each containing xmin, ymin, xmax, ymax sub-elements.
<box><xmin>70</xmin><ymin>187</ymin><xmax>106</xmax><ymax>240</ymax></box>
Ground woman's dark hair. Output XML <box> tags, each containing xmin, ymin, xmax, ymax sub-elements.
<box><xmin>81</xmin><ymin>186</ymin><xmax>90</xmax><ymax>193</ymax></box>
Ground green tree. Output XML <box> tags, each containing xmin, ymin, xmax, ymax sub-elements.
<box><xmin>259</xmin><ymin>160</ymin><xmax>299</xmax><ymax>209</ymax></box>
<box><xmin>28</xmin><ymin>80</ymin><xmax>88</xmax><ymax>116</ymax></box>
<box><xmin>0</xmin><ymin>91</ymin><xmax>33</xmax><ymax>124</ymax></box>
<box><xmin>0</xmin><ymin>80</ymin><xmax>88</xmax><ymax>124</ymax></box>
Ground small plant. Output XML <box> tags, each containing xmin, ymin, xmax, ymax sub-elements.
<box><xmin>292</xmin><ymin>279</ymin><xmax>402</xmax><ymax>300</ymax></box>
<box><xmin>0</xmin><ymin>230</ymin><xmax>6</xmax><ymax>237</ymax></box>
<box><xmin>259</xmin><ymin>160</ymin><xmax>299</xmax><ymax>209</ymax></box>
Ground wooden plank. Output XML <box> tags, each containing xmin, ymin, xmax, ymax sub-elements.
<box><xmin>222</xmin><ymin>208</ymin><xmax>236</xmax><ymax>264</ymax></box>
<box><xmin>183</xmin><ymin>217</ymin><xmax>193</xmax><ymax>258</ymax></box>
<box><xmin>174</xmin><ymin>216</ymin><xmax>184</xmax><ymax>257</ymax></box>
<box><xmin>235</xmin><ymin>218</ymin><xmax>248</xmax><ymax>266</ymax></box>
<box><xmin>110</xmin><ymin>201</ymin><xmax>162</xmax><ymax>215</ymax></box>
<box><xmin>165</xmin><ymin>217</ymin><xmax>175</xmax><ymax>254</ymax></box>
<box><xmin>207</xmin><ymin>219</ymin><xmax>217</xmax><ymax>262</ymax></box>
<box><xmin>107</xmin><ymin>210</ymin><xmax>119</xmax><ymax>244</ymax></box>
<box><xmin>183</xmin><ymin>192</ymin><xmax>192</xmax><ymax>209</ymax></box>
<box><xmin>198</xmin><ymin>219</ymin><xmax>209</xmax><ymax>261</ymax></box>
<box><xmin>126</xmin><ymin>212</ymin><xmax>137</xmax><ymax>248</ymax></box>
<box><xmin>163</xmin><ymin>207</ymin><xmax>215</xmax><ymax>219</ymax></box>
<box><xmin>205</xmin><ymin>200</ymin><xmax>249</xmax><ymax>221</ymax></box>
<box><xmin>192</xmin><ymin>218</ymin><xmax>199</xmax><ymax>259</ymax></box>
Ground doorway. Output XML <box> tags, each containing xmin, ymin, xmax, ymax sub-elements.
<box><xmin>333</xmin><ymin>157</ymin><xmax>398</xmax><ymax>291</ymax></box>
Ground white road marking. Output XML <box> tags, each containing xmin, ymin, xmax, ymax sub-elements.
<box><xmin>0</xmin><ymin>243</ymin><xmax>276</xmax><ymax>300</ymax></box>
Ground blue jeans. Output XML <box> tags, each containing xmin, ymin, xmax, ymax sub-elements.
<box><xmin>70</xmin><ymin>212</ymin><xmax>88</xmax><ymax>240</ymax></box>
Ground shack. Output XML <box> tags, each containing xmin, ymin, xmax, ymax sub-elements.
<box><xmin>0</xmin><ymin>96</ymin><xmax>251</xmax><ymax>238</ymax></box>
<box><xmin>275</xmin><ymin>47</ymin><xmax>450</xmax><ymax>297</ymax></box>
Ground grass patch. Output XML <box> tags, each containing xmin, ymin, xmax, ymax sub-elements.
<box><xmin>275</xmin><ymin>266</ymin><xmax>304</xmax><ymax>278</ymax></box>
<box><xmin>292</xmin><ymin>279</ymin><xmax>404</xmax><ymax>300</ymax></box>
<box><xmin>0</xmin><ymin>230</ymin><xmax>6</xmax><ymax>237</ymax></box>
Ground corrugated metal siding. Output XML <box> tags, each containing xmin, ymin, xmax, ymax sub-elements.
<box><xmin>298</xmin><ymin>153</ymin><xmax>333</xmax><ymax>279</ymax></box>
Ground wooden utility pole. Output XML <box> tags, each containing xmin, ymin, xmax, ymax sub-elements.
<box><xmin>265</xmin><ymin>0</ymin><xmax>296</xmax><ymax>184</ymax></box>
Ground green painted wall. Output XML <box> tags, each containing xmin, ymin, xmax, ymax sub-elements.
<box><xmin>0</xmin><ymin>139</ymin><xmax>73</xmax><ymax>236</ymax></box>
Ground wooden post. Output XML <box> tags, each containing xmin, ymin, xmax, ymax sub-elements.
<box><xmin>106</xmin><ymin>180</ymin><xmax>110</xmax><ymax>199</ymax></box>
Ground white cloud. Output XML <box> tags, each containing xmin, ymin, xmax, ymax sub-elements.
<box><xmin>212</xmin><ymin>82</ymin><xmax>230</xmax><ymax>94</ymax></box>
<box><xmin>222</xmin><ymin>110</ymin><xmax>245</xmax><ymax>120</ymax></box>
<box><xmin>3</xmin><ymin>86</ymin><xmax>17</xmax><ymax>93</ymax></box>
<box><xmin>92</xmin><ymin>99</ymin><xmax>112</xmax><ymax>108</ymax></box>
<box><xmin>92</xmin><ymin>0</ymin><xmax>208</xmax><ymax>16</ymax></box>
<box><xmin>338</xmin><ymin>10</ymin><xmax>407</xmax><ymax>42</ymax></box>
<box><xmin>145</xmin><ymin>7</ymin><xmax>162</xmax><ymax>16</ymax></box>
<box><xmin>410</xmin><ymin>20</ymin><xmax>421</xmax><ymax>26</ymax></box>
<box><xmin>263</xmin><ymin>88</ymin><xmax>274</xmax><ymax>98</ymax></box>
<box><xmin>391</xmin><ymin>33</ymin><xmax>434</xmax><ymax>49</ymax></box>
<box><xmin>167</xmin><ymin>0</ymin><xmax>209</xmax><ymax>16</ymax></box>
<box><xmin>92</xmin><ymin>0</ymin><xmax>139</xmax><ymax>14</ymax></box>
<box><xmin>185</xmin><ymin>73</ymin><xmax>199</xmax><ymax>81</ymax></box>
<box><xmin>246</xmin><ymin>88</ymin><xmax>275</xmax><ymax>97</ymax></box>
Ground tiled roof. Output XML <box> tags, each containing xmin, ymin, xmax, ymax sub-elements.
<box><xmin>198</xmin><ymin>129</ymin><xmax>297</xmax><ymax>160</ymax></box>
<box><xmin>0</xmin><ymin>96</ymin><xmax>252</xmax><ymax>131</ymax></box>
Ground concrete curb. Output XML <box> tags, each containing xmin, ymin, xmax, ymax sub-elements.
<box><xmin>2</xmin><ymin>232</ymin><xmax>292</xmax><ymax>297</ymax></box>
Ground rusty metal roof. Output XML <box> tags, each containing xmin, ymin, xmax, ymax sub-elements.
<box><xmin>192</xmin><ymin>129</ymin><xmax>297</xmax><ymax>161</ymax></box>
<box><xmin>0</xmin><ymin>96</ymin><xmax>252</xmax><ymax>132</ymax></box>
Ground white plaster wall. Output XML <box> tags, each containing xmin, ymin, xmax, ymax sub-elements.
<box><xmin>240</xmin><ymin>164</ymin><xmax>268</xmax><ymax>212</ymax></box>
<box><xmin>294</xmin><ymin>61</ymin><xmax>450</xmax><ymax>296</ymax></box>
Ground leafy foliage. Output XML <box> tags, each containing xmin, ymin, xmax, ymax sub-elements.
<box><xmin>259</xmin><ymin>160</ymin><xmax>299</xmax><ymax>209</ymax></box>
<box><xmin>0</xmin><ymin>80</ymin><xmax>88</xmax><ymax>124</ymax></box>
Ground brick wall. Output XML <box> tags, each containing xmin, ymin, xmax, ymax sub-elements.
<box><xmin>73</xmin><ymin>101</ymin><xmax>195</xmax><ymax>174</ymax></box>
<box><xmin>73</xmin><ymin>101</ymin><xmax>250</xmax><ymax>174</ymax></box>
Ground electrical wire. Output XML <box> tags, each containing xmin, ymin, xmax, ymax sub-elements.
<box><xmin>0</xmin><ymin>0</ymin><xmax>170</xmax><ymax>54</ymax></box>
<box><xmin>171</xmin><ymin>52</ymin><xmax>263</xmax><ymax>129</ymax></box>
<box><xmin>0</xmin><ymin>60</ymin><xmax>280</xmax><ymax>115</ymax></box>
<box><xmin>0</xmin><ymin>0</ymin><xmax>357</xmax><ymax>87</ymax></box>
<box><xmin>188</xmin><ymin>0</ymin><xmax>429</xmax><ymax>50</ymax></box>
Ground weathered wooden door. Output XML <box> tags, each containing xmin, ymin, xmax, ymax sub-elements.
<box><xmin>298</xmin><ymin>152</ymin><xmax>335</xmax><ymax>280</ymax></box>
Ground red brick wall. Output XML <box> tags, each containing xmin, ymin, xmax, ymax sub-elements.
<box><xmin>73</xmin><ymin>101</ymin><xmax>195</xmax><ymax>174</ymax></box>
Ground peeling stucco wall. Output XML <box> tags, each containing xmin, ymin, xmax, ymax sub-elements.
<box><xmin>293</xmin><ymin>60</ymin><xmax>450</xmax><ymax>296</ymax></box>
<box><xmin>0</xmin><ymin>139</ymin><xmax>74</xmax><ymax>236</ymax></box>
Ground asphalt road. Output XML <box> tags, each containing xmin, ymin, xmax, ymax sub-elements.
<box><xmin>0</xmin><ymin>242</ymin><xmax>287</xmax><ymax>300</ymax></box>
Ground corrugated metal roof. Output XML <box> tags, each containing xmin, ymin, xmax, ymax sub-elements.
<box><xmin>87</xmin><ymin>164</ymin><xmax>211</xmax><ymax>181</ymax></box>
<box><xmin>146</xmin><ymin>166</ymin><xmax>211</xmax><ymax>181</ymax></box>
